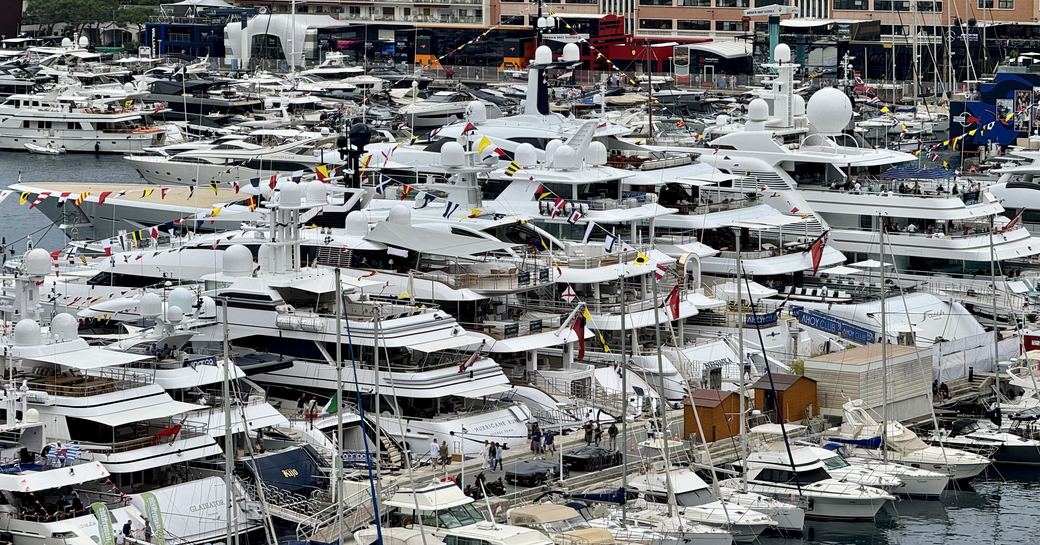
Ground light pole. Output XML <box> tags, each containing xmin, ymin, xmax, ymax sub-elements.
<box><xmin>460</xmin><ymin>426</ymin><xmax>468</xmax><ymax>489</ymax></box>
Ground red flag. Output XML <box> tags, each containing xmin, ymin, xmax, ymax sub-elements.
<box><xmin>150</xmin><ymin>227</ymin><xmax>159</xmax><ymax>239</ymax></box>
<box><xmin>572</xmin><ymin>313</ymin><xmax>587</xmax><ymax>360</ymax></box>
<box><xmin>997</xmin><ymin>209</ymin><xmax>1024</xmax><ymax>234</ymax></box>
<box><xmin>462</xmin><ymin>122</ymin><xmax>476</xmax><ymax>133</ymax></box>
<box><xmin>98</xmin><ymin>191</ymin><xmax>112</xmax><ymax>206</ymax></box>
<box><xmin>232</xmin><ymin>181</ymin><xmax>240</xmax><ymax>194</ymax></box>
<box><xmin>666</xmin><ymin>285</ymin><xmax>680</xmax><ymax>320</ymax></box>
<box><xmin>809</xmin><ymin>232</ymin><xmax>828</xmax><ymax>274</ymax></box>
<box><xmin>101</xmin><ymin>239</ymin><xmax>112</xmax><ymax>256</ymax></box>
<box><xmin>550</xmin><ymin>197</ymin><xmax>566</xmax><ymax>219</ymax></box>
<box><xmin>269</xmin><ymin>175</ymin><xmax>278</xmax><ymax>190</ymax></box>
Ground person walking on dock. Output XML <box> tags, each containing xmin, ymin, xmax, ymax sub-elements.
<box><xmin>429</xmin><ymin>438</ymin><xmax>440</xmax><ymax>466</ymax></box>
<box><xmin>493</xmin><ymin>442</ymin><xmax>503</xmax><ymax>471</ymax></box>
<box><xmin>439</xmin><ymin>440</ymin><xmax>450</xmax><ymax>466</ymax></box>
<box><xmin>544</xmin><ymin>429</ymin><xmax>555</xmax><ymax>454</ymax></box>
<box><xmin>481</xmin><ymin>440</ymin><xmax>490</xmax><ymax>469</ymax></box>
<box><xmin>608</xmin><ymin>422</ymin><xmax>619</xmax><ymax>450</ymax></box>
<box><xmin>593</xmin><ymin>422</ymin><xmax>603</xmax><ymax>446</ymax></box>
<box><xmin>583</xmin><ymin>420</ymin><xmax>593</xmax><ymax>445</ymax></box>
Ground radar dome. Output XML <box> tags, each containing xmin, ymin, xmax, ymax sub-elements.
<box><xmin>197</xmin><ymin>296</ymin><xmax>217</xmax><ymax>319</ymax></box>
<box><xmin>139</xmin><ymin>293</ymin><xmax>163</xmax><ymax>318</ymax></box>
<box><xmin>774</xmin><ymin>43</ymin><xmax>792</xmax><ymax>63</ymax></box>
<box><xmin>806</xmin><ymin>87</ymin><xmax>853</xmax><ymax>135</ymax></box>
<box><xmin>562</xmin><ymin>43</ymin><xmax>580</xmax><ymax>63</ymax></box>
<box><xmin>440</xmin><ymin>141</ymin><xmax>465</xmax><ymax>167</ymax></box>
<box><xmin>715</xmin><ymin>114</ymin><xmax>730</xmax><ymax>126</ymax></box>
<box><xmin>24</xmin><ymin>248</ymin><xmax>51</xmax><ymax>276</ymax></box>
<box><xmin>24</xmin><ymin>408</ymin><xmax>39</xmax><ymax>423</ymax></box>
<box><xmin>515</xmin><ymin>143</ymin><xmax>538</xmax><ymax>167</ymax></box>
<box><xmin>747</xmin><ymin>99</ymin><xmax>769</xmax><ymax>122</ymax></box>
<box><xmin>222</xmin><ymin>244</ymin><xmax>254</xmax><ymax>277</ymax></box>
<box><xmin>305</xmin><ymin>180</ymin><xmax>327</xmax><ymax>204</ymax></box>
<box><xmin>165</xmin><ymin>305</ymin><xmax>184</xmax><ymax>324</ymax></box>
<box><xmin>587</xmin><ymin>141</ymin><xmax>608</xmax><ymax>166</ymax></box>
<box><xmin>60</xmin><ymin>37</ymin><xmax>73</xmax><ymax>48</ymax></box>
<box><xmin>465</xmin><ymin>101</ymin><xmax>487</xmax><ymax>123</ymax></box>
<box><xmin>50</xmin><ymin>313</ymin><xmax>78</xmax><ymax>342</ymax></box>
<box><xmin>388</xmin><ymin>205</ymin><xmax>412</xmax><ymax>225</ymax></box>
<box><xmin>535</xmin><ymin>45</ymin><xmax>552</xmax><ymax>65</ymax></box>
<box><xmin>168</xmin><ymin>287</ymin><xmax>196</xmax><ymax>316</ymax></box>
<box><xmin>792</xmin><ymin>94</ymin><xmax>806</xmax><ymax>116</ymax></box>
<box><xmin>78</xmin><ymin>36</ymin><xmax>89</xmax><ymax>48</ymax></box>
<box><xmin>14</xmin><ymin>320</ymin><xmax>40</xmax><ymax>346</ymax></box>
<box><xmin>544</xmin><ymin>139</ymin><xmax>563</xmax><ymax>165</ymax></box>
<box><xmin>553</xmin><ymin>145</ymin><xmax>579</xmax><ymax>170</ymax></box>
<box><xmin>345</xmin><ymin>210</ymin><xmax>368</xmax><ymax>235</ymax></box>
<box><xmin>279</xmin><ymin>182</ymin><xmax>302</xmax><ymax>208</ymax></box>
<box><xmin>257</xmin><ymin>243</ymin><xmax>276</xmax><ymax>273</ymax></box>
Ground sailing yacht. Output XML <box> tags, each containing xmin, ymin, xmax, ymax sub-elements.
<box><xmin>826</xmin><ymin>399</ymin><xmax>991</xmax><ymax>481</ymax></box>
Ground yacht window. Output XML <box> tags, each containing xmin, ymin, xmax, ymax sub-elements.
<box><xmin>674</xmin><ymin>488</ymin><xmax>716</xmax><ymax>506</ymax></box>
<box><xmin>444</xmin><ymin>537</ymin><xmax>491</xmax><ymax>545</ymax></box>
<box><xmin>755</xmin><ymin>467</ymin><xmax>830</xmax><ymax>484</ymax></box>
<box><xmin>821</xmin><ymin>456</ymin><xmax>850</xmax><ymax>470</ymax></box>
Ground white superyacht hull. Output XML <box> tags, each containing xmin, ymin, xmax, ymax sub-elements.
<box><xmin>0</xmin><ymin>130</ymin><xmax>162</xmax><ymax>153</ymax></box>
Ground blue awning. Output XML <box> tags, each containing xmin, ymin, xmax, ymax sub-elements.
<box><xmin>879</xmin><ymin>165</ymin><xmax>955</xmax><ymax>180</ymax></box>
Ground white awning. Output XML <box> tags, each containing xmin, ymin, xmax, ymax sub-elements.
<box><xmin>849</xmin><ymin>259</ymin><xmax>894</xmax><ymax>269</ymax></box>
<box><xmin>364</xmin><ymin>222</ymin><xmax>517</xmax><ymax>258</ymax></box>
<box><xmin>681</xmin><ymin>41</ymin><xmax>752</xmax><ymax>60</ymax></box>
<box><xmin>729</xmin><ymin>216</ymin><xmax>811</xmax><ymax>230</ymax></box>
<box><xmin>0</xmin><ymin>461</ymin><xmax>109</xmax><ymax>492</ymax></box>
<box><xmin>819</xmin><ymin>265</ymin><xmax>861</xmax><ymax>275</ymax></box>
<box><xmin>83</xmin><ymin>400</ymin><xmax>206</xmax><ymax>428</ymax></box>
<box><xmin>410</xmin><ymin>335</ymin><xmax>483</xmax><ymax>353</ymax></box>
<box><xmin>16</xmin><ymin>346</ymin><xmax>151</xmax><ymax>369</ymax></box>
<box><xmin>679</xmin><ymin>173</ymin><xmax>744</xmax><ymax>186</ymax></box>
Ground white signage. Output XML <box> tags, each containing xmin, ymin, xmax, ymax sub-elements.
<box><xmin>544</xmin><ymin>33</ymin><xmax>589</xmax><ymax>44</ymax></box>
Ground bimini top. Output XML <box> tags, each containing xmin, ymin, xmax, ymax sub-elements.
<box><xmin>386</xmin><ymin>480</ymin><xmax>473</xmax><ymax>510</ymax></box>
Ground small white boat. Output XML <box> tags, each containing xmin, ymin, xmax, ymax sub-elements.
<box><xmin>24</xmin><ymin>142</ymin><xmax>65</xmax><ymax>155</ymax></box>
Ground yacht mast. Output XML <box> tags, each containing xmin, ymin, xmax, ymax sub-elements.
<box><xmin>991</xmin><ymin>216</ymin><xmax>1001</xmax><ymax>415</ymax></box>
<box><xmin>645</xmin><ymin>40</ymin><xmax>654</xmax><ymax>143</ymax></box>
<box><xmin>620</xmin><ymin>273</ymin><xmax>628</xmax><ymax>521</ymax></box>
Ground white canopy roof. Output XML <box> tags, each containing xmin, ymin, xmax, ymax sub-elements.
<box><xmin>0</xmin><ymin>461</ymin><xmax>109</xmax><ymax>492</ymax></box>
<box><xmin>410</xmin><ymin>335</ymin><xmax>483</xmax><ymax>353</ymax></box>
<box><xmin>364</xmin><ymin>222</ymin><xmax>517</xmax><ymax>258</ymax></box>
<box><xmin>681</xmin><ymin>41</ymin><xmax>752</xmax><ymax>59</ymax></box>
<box><xmin>819</xmin><ymin>265</ymin><xmax>862</xmax><ymax>275</ymax></box>
<box><xmin>83</xmin><ymin>400</ymin><xmax>206</xmax><ymax>428</ymax></box>
<box><xmin>14</xmin><ymin>342</ymin><xmax>150</xmax><ymax>369</ymax></box>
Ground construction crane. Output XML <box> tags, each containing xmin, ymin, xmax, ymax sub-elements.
<box><xmin>743</xmin><ymin>4</ymin><xmax>800</xmax><ymax>63</ymax></box>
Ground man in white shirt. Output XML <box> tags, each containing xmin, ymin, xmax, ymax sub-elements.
<box><xmin>906</xmin><ymin>222</ymin><xmax>919</xmax><ymax>233</ymax></box>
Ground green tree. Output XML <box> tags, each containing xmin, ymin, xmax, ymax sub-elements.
<box><xmin>25</xmin><ymin>0</ymin><xmax>163</xmax><ymax>35</ymax></box>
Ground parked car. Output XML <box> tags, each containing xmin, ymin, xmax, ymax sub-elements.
<box><xmin>562</xmin><ymin>446</ymin><xmax>623</xmax><ymax>471</ymax></box>
<box><xmin>504</xmin><ymin>460</ymin><xmax>568</xmax><ymax>486</ymax></box>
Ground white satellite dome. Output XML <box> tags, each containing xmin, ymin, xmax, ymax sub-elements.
<box><xmin>775</xmin><ymin>43</ymin><xmax>792</xmax><ymax>63</ymax></box>
<box><xmin>440</xmin><ymin>141</ymin><xmax>465</xmax><ymax>167</ymax></box>
<box><xmin>14</xmin><ymin>319</ymin><xmax>40</xmax><ymax>346</ymax></box>
<box><xmin>139</xmin><ymin>293</ymin><xmax>163</xmax><ymax>319</ymax></box>
<box><xmin>78</xmin><ymin>36</ymin><xmax>89</xmax><ymax>48</ymax></box>
<box><xmin>50</xmin><ymin>313</ymin><xmax>78</xmax><ymax>342</ymax></box>
<box><xmin>388</xmin><ymin>205</ymin><xmax>412</xmax><ymax>225</ymax></box>
<box><xmin>197</xmin><ymin>296</ymin><xmax>217</xmax><ymax>319</ymax></box>
<box><xmin>60</xmin><ymin>37</ymin><xmax>73</xmax><ymax>48</ymax></box>
<box><xmin>24</xmin><ymin>408</ymin><xmax>39</xmax><ymax>423</ymax></box>
<box><xmin>748</xmin><ymin>99</ymin><xmax>769</xmax><ymax>122</ymax></box>
<box><xmin>165</xmin><ymin>305</ymin><xmax>184</xmax><ymax>324</ymax></box>
<box><xmin>466</xmin><ymin>101</ymin><xmax>487</xmax><ymax>123</ymax></box>
<box><xmin>587</xmin><ymin>141</ymin><xmax>608</xmax><ymax>166</ymax></box>
<box><xmin>515</xmin><ymin>143</ymin><xmax>538</xmax><ymax>168</ymax></box>
<box><xmin>806</xmin><ymin>87</ymin><xmax>853</xmax><ymax>135</ymax></box>
<box><xmin>279</xmin><ymin>182</ymin><xmax>302</xmax><ymax>208</ymax></box>
<box><xmin>305</xmin><ymin>180</ymin><xmax>327</xmax><ymax>204</ymax></box>
<box><xmin>562</xmin><ymin>43</ymin><xmax>580</xmax><ymax>63</ymax></box>
<box><xmin>553</xmin><ymin>145</ymin><xmax>579</xmax><ymax>170</ymax></box>
<box><xmin>169</xmin><ymin>287</ymin><xmax>196</xmax><ymax>316</ymax></box>
<box><xmin>222</xmin><ymin>244</ymin><xmax>254</xmax><ymax>277</ymax></box>
<box><xmin>535</xmin><ymin>45</ymin><xmax>552</xmax><ymax>65</ymax></box>
<box><xmin>257</xmin><ymin>243</ymin><xmax>276</xmax><ymax>273</ymax></box>
<box><xmin>715</xmin><ymin>114</ymin><xmax>730</xmax><ymax>126</ymax></box>
<box><xmin>344</xmin><ymin>210</ymin><xmax>368</xmax><ymax>235</ymax></box>
<box><xmin>24</xmin><ymin>248</ymin><xmax>51</xmax><ymax>276</ymax></box>
<box><xmin>544</xmin><ymin>139</ymin><xmax>563</xmax><ymax>165</ymax></box>
<box><xmin>793</xmin><ymin>93</ymin><xmax>806</xmax><ymax>117</ymax></box>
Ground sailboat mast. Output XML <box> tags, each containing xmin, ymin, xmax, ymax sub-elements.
<box><xmin>736</xmin><ymin>231</ymin><xmax>748</xmax><ymax>491</ymax></box>
<box><xmin>991</xmin><ymin>216</ymin><xmax>1001</xmax><ymax>410</ymax></box>
<box><xmin>335</xmin><ymin>268</ymin><xmax>345</xmax><ymax>536</ymax></box>
<box><xmin>878</xmin><ymin>215</ymin><xmax>888</xmax><ymax>464</ymax></box>
<box><xmin>620</xmin><ymin>273</ymin><xmax>628</xmax><ymax>521</ymax></box>
<box><xmin>222</xmin><ymin>297</ymin><xmax>237</xmax><ymax>545</ymax></box>
<box><xmin>646</xmin><ymin>40</ymin><xmax>653</xmax><ymax>143</ymax></box>
<box><xmin>650</xmin><ymin>272</ymin><xmax>675</xmax><ymax>514</ymax></box>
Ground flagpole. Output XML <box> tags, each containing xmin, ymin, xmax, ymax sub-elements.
<box><xmin>649</xmin><ymin>272</ymin><xmax>675</xmax><ymax>514</ymax></box>
<box><xmin>619</xmin><ymin>271</ymin><xmax>628</xmax><ymax>522</ymax></box>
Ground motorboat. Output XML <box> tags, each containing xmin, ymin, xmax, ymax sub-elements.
<box><xmin>827</xmin><ymin>399</ymin><xmax>991</xmax><ymax>481</ymax></box>
<box><xmin>398</xmin><ymin>90</ymin><xmax>501</xmax><ymax>129</ymax></box>
<box><xmin>24</xmin><ymin>142</ymin><xmax>64</xmax><ymax>154</ymax></box>
<box><xmin>930</xmin><ymin>418</ymin><xmax>1040</xmax><ymax>465</ymax></box>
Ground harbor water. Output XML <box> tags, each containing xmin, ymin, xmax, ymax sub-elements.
<box><xmin>4</xmin><ymin>153</ymin><xmax>1040</xmax><ymax>545</ymax></box>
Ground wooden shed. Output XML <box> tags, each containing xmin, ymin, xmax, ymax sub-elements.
<box><xmin>684</xmin><ymin>389</ymin><xmax>742</xmax><ymax>443</ymax></box>
<box><xmin>751</xmin><ymin>374</ymin><xmax>818</xmax><ymax>423</ymax></box>
<box><xmin>802</xmin><ymin>344</ymin><xmax>932</xmax><ymax>422</ymax></box>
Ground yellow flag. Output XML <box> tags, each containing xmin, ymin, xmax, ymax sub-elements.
<box><xmin>18</xmin><ymin>192</ymin><xmax>29</xmax><ymax>205</ymax></box>
<box><xmin>398</xmin><ymin>291</ymin><xmax>410</xmax><ymax>299</ymax></box>
<box><xmin>211</xmin><ymin>207</ymin><xmax>222</xmax><ymax>217</ymax></box>
<box><xmin>477</xmin><ymin>135</ymin><xmax>493</xmax><ymax>155</ymax></box>
<box><xmin>209</xmin><ymin>182</ymin><xmax>219</xmax><ymax>195</ymax></box>
<box><xmin>942</xmin><ymin>160</ymin><xmax>949</xmax><ymax>168</ymax></box>
<box><xmin>582</xmin><ymin>307</ymin><xmax>592</xmax><ymax>321</ymax></box>
<box><xmin>968</xmin><ymin>129</ymin><xmax>977</xmax><ymax>136</ymax></box>
<box><xmin>880</xmin><ymin>106</ymin><xmax>890</xmax><ymax>113</ymax></box>
<box><xmin>1006</xmin><ymin>112</ymin><xmax>1014</xmax><ymax>122</ymax></box>
<box><xmin>633</xmin><ymin>252</ymin><xmax>651</xmax><ymax>265</ymax></box>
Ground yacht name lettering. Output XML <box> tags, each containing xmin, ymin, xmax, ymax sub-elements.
<box><xmin>190</xmin><ymin>499</ymin><xmax>224</xmax><ymax>512</ymax></box>
<box><xmin>471</xmin><ymin>419</ymin><xmax>513</xmax><ymax>433</ymax></box>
